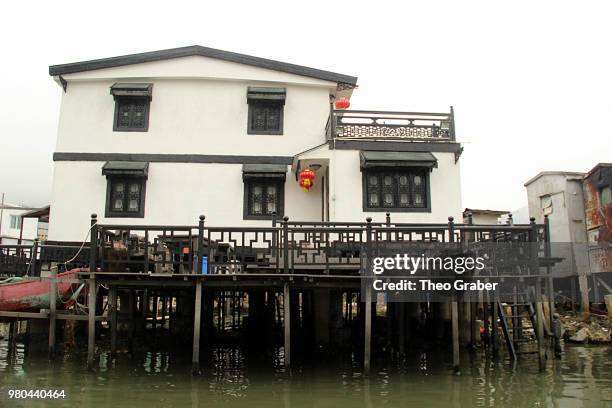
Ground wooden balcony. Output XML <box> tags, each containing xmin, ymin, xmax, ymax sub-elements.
<box><xmin>326</xmin><ymin>108</ymin><xmax>455</xmax><ymax>142</ymax></box>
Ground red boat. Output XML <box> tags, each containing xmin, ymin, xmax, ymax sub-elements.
<box><xmin>0</xmin><ymin>268</ymin><xmax>86</xmax><ymax>312</ymax></box>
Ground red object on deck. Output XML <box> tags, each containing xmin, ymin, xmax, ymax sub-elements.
<box><xmin>0</xmin><ymin>268</ymin><xmax>85</xmax><ymax>312</ymax></box>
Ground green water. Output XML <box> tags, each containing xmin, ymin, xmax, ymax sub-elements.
<box><xmin>1</xmin><ymin>338</ymin><xmax>611</xmax><ymax>407</ymax></box>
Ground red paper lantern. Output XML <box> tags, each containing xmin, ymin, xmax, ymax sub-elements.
<box><xmin>335</xmin><ymin>97</ymin><xmax>350</xmax><ymax>110</ymax></box>
<box><xmin>298</xmin><ymin>168</ymin><xmax>316</xmax><ymax>192</ymax></box>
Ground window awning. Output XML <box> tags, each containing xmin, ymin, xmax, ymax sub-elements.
<box><xmin>102</xmin><ymin>161</ymin><xmax>149</xmax><ymax>178</ymax></box>
<box><xmin>247</xmin><ymin>87</ymin><xmax>286</xmax><ymax>104</ymax></box>
<box><xmin>110</xmin><ymin>83</ymin><xmax>153</xmax><ymax>99</ymax></box>
<box><xmin>242</xmin><ymin>164</ymin><xmax>287</xmax><ymax>180</ymax></box>
<box><xmin>359</xmin><ymin>151</ymin><xmax>438</xmax><ymax>170</ymax></box>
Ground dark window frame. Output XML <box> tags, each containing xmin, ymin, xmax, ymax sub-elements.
<box><xmin>362</xmin><ymin>168</ymin><xmax>431</xmax><ymax>213</ymax></box>
<box><xmin>243</xmin><ymin>178</ymin><xmax>285</xmax><ymax>220</ymax></box>
<box><xmin>105</xmin><ymin>176</ymin><xmax>147</xmax><ymax>218</ymax></box>
<box><xmin>247</xmin><ymin>99</ymin><xmax>284</xmax><ymax>135</ymax></box>
<box><xmin>113</xmin><ymin>96</ymin><xmax>151</xmax><ymax>132</ymax></box>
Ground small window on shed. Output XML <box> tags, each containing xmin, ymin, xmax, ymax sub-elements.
<box><xmin>600</xmin><ymin>186</ymin><xmax>611</xmax><ymax>206</ymax></box>
<box><xmin>541</xmin><ymin>195</ymin><xmax>553</xmax><ymax>215</ymax></box>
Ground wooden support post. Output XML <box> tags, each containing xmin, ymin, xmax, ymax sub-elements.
<box><xmin>535</xmin><ymin>278</ymin><xmax>546</xmax><ymax>372</ymax></box>
<box><xmin>48</xmin><ymin>266</ymin><xmax>57</xmax><ymax>358</ymax></box>
<box><xmin>398</xmin><ymin>303</ymin><xmax>405</xmax><ymax>357</ymax></box>
<box><xmin>451</xmin><ymin>297</ymin><xmax>460</xmax><ymax>373</ymax></box>
<box><xmin>364</xmin><ymin>284</ymin><xmax>372</xmax><ymax>374</ymax></box>
<box><xmin>87</xmin><ymin>274</ymin><xmax>97</xmax><ymax>371</ymax></box>
<box><xmin>109</xmin><ymin>286</ymin><xmax>118</xmax><ymax>355</ymax></box>
<box><xmin>492</xmin><ymin>291</ymin><xmax>499</xmax><ymax>358</ymax></box>
<box><xmin>161</xmin><ymin>296</ymin><xmax>167</xmax><ymax>329</ymax></box>
<box><xmin>192</xmin><ymin>280</ymin><xmax>202</xmax><ymax>375</ymax></box>
<box><xmin>152</xmin><ymin>294</ymin><xmax>158</xmax><ymax>332</ymax></box>
<box><xmin>364</xmin><ymin>217</ymin><xmax>373</xmax><ymax>374</ymax></box>
<box><xmin>128</xmin><ymin>290</ymin><xmax>135</xmax><ymax>353</ymax></box>
<box><xmin>141</xmin><ymin>289</ymin><xmax>149</xmax><ymax>332</ymax></box>
<box><xmin>283</xmin><ymin>282</ymin><xmax>291</xmax><ymax>368</ymax></box>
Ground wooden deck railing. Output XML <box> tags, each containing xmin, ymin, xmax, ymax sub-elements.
<box><xmin>325</xmin><ymin>108</ymin><xmax>456</xmax><ymax>141</ymax></box>
<box><xmin>0</xmin><ymin>213</ymin><xmax>550</xmax><ymax>278</ymax></box>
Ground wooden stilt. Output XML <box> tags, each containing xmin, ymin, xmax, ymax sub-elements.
<box><xmin>451</xmin><ymin>297</ymin><xmax>460</xmax><ymax>373</ymax></box>
<box><xmin>48</xmin><ymin>266</ymin><xmax>57</xmax><ymax>358</ymax></box>
<box><xmin>398</xmin><ymin>303</ymin><xmax>405</xmax><ymax>357</ymax></box>
<box><xmin>364</xmin><ymin>284</ymin><xmax>372</xmax><ymax>374</ymax></box>
<box><xmin>109</xmin><ymin>286</ymin><xmax>118</xmax><ymax>355</ymax></box>
<box><xmin>87</xmin><ymin>275</ymin><xmax>97</xmax><ymax>371</ymax></box>
<box><xmin>128</xmin><ymin>290</ymin><xmax>135</xmax><ymax>353</ymax></box>
<box><xmin>152</xmin><ymin>294</ymin><xmax>158</xmax><ymax>332</ymax></box>
<box><xmin>283</xmin><ymin>282</ymin><xmax>291</xmax><ymax>368</ymax></box>
<box><xmin>535</xmin><ymin>278</ymin><xmax>546</xmax><ymax>372</ymax></box>
<box><xmin>492</xmin><ymin>291</ymin><xmax>499</xmax><ymax>358</ymax></box>
<box><xmin>192</xmin><ymin>280</ymin><xmax>202</xmax><ymax>375</ymax></box>
<box><xmin>161</xmin><ymin>296</ymin><xmax>167</xmax><ymax>329</ymax></box>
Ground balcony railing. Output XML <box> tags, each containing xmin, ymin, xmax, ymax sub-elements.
<box><xmin>326</xmin><ymin>108</ymin><xmax>455</xmax><ymax>142</ymax></box>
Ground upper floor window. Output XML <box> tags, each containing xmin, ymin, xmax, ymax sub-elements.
<box><xmin>247</xmin><ymin>87</ymin><xmax>286</xmax><ymax>135</ymax></box>
<box><xmin>102</xmin><ymin>161</ymin><xmax>149</xmax><ymax>218</ymax></box>
<box><xmin>110</xmin><ymin>83</ymin><xmax>153</xmax><ymax>132</ymax></box>
<box><xmin>360</xmin><ymin>151</ymin><xmax>436</xmax><ymax>212</ymax></box>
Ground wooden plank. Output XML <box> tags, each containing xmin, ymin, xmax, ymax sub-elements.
<box><xmin>192</xmin><ymin>281</ymin><xmax>202</xmax><ymax>375</ymax></box>
<box><xmin>283</xmin><ymin>283</ymin><xmax>291</xmax><ymax>368</ymax></box>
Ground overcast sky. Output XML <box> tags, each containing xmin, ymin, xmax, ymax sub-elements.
<box><xmin>1</xmin><ymin>1</ymin><xmax>610</xmax><ymax>213</ymax></box>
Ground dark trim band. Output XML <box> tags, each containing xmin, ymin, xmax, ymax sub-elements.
<box><xmin>53</xmin><ymin>152</ymin><xmax>294</xmax><ymax>165</ymax></box>
<box><xmin>330</xmin><ymin>139</ymin><xmax>463</xmax><ymax>154</ymax></box>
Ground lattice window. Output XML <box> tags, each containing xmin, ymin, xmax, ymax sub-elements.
<box><xmin>248</xmin><ymin>101</ymin><xmax>283</xmax><ymax>134</ymax></box>
<box><xmin>244</xmin><ymin>179</ymin><xmax>284</xmax><ymax>219</ymax></box>
<box><xmin>106</xmin><ymin>177</ymin><xmax>146</xmax><ymax>217</ymax></box>
<box><xmin>364</xmin><ymin>169</ymin><xmax>429</xmax><ymax>211</ymax></box>
<box><xmin>114</xmin><ymin>97</ymin><xmax>150</xmax><ymax>131</ymax></box>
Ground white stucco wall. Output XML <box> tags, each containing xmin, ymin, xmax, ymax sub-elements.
<box><xmin>48</xmin><ymin>161</ymin><xmax>323</xmax><ymax>241</ymax></box>
<box><xmin>56</xmin><ymin>79</ymin><xmax>331</xmax><ymax>157</ymax></box>
<box><xmin>326</xmin><ymin>150</ymin><xmax>462</xmax><ymax>223</ymax></box>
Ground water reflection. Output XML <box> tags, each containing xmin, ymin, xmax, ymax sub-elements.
<box><xmin>0</xmin><ymin>337</ymin><xmax>610</xmax><ymax>408</ymax></box>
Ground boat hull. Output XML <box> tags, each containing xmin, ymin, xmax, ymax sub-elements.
<box><xmin>0</xmin><ymin>269</ymin><xmax>84</xmax><ymax>312</ymax></box>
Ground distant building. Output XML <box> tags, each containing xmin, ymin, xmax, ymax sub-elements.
<box><xmin>582</xmin><ymin>164</ymin><xmax>612</xmax><ymax>297</ymax></box>
<box><xmin>524</xmin><ymin>167</ymin><xmax>612</xmax><ymax>308</ymax></box>
<box><xmin>462</xmin><ymin>208</ymin><xmax>510</xmax><ymax>224</ymax></box>
<box><xmin>0</xmin><ymin>203</ymin><xmax>43</xmax><ymax>245</ymax></box>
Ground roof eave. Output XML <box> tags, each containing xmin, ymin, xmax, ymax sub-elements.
<box><xmin>48</xmin><ymin>45</ymin><xmax>358</xmax><ymax>86</ymax></box>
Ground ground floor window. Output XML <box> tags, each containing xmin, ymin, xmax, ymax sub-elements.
<box><xmin>363</xmin><ymin>169</ymin><xmax>430</xmax><ymax>212</ymax></box>
<box><xmin>243</xmin><ymin>179</ymin><xmax>284</xmax><ymax>219</ymax></box>
<box><xmin>106</xmin><ymin>177</ymin><xmax>147</xmax><ymax>218</ymax></box>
